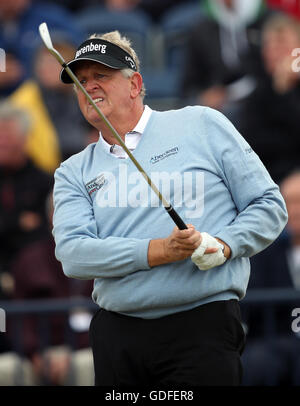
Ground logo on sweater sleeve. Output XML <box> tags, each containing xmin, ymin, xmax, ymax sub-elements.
<box><xmin>85</xmin><ymin>174</ymin><xmax>106</xmax><ymax>196</ymax></box>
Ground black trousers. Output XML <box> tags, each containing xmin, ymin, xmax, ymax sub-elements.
<box><xmin>89</xmin><ymin>299</ymin><xmax>245</xmax><ymax>386</ymax></box>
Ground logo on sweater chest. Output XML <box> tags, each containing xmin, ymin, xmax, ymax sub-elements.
<box><xmin>150</xmin><ymin>146</ymin><xmax>179</xmax><ymax>164</ymax></box>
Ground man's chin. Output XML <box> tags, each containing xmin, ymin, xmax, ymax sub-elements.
<box><xmin>86</xmin><ymin>114</ymin><xmax>105</xmax><ymax>129</ymax></box>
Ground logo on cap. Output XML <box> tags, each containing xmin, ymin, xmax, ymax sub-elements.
<box><xmin>75</xmin><ymin>42</ymin><xmax>107</xmax><ymax>59</ymax></box>
<box><xmin>125</xmin><ymin>55</ymin><xmax>136</xmax><ymax>70</ymax></box>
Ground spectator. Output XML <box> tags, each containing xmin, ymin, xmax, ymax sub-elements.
<box><xmin>101</xmin><ymin>0</ymin><xmax>141</xmax><ymax>11</ymax></box>
<box><xmin>0</xmin><ymin>0</ymin><xmax>83</xmax><ymax>91</ymax></box>
<box><xmin>39</xmin><ymin>0</ymin><xmax>141</xmax><ymax>14</ymax></box>
<box><xmin>228</xmin><ymin>12</ymin><xmax>300</xmax><ymax>184</ymax></box>
<box><xmin>43</xmin><ymin>0</ymin><xmax>191</xmax><ymax>22</ymax></box>
<box><xmin>0</xmin><ymin>101</ymin><xmax>53</xmax><ymax>298</ymax></box>
<box><xmin>9</xmin><ymin>191</ymin><xmax>93</xmax><ymax>385</ymax></box>
<box><xmin>114</xmin><ymin>0</ymin><xmax>203</xmax><ymax>22</ymax></box>
<box><xmin>0</xmin><ymin>51</ymin><xmax>25</xmax><ymax>97</ymax></box>
<box><xmin>242</xmin><ymin>170</ymin><xmax>300</xmax><ymax>385</ymax></box>
<box><xmin>123</xmin><ymin>0</ymin><xmax>195</xmax><ymax>22</ymax></box>
<box><xmin>10</xmin><ymin>35</ymin><xmax>89</xmax><ymax>171</ymax></box>
<box><xmin>180</xmin><ymin>0</ymin><xmax>268</xmax><ymax>110</ymax></box>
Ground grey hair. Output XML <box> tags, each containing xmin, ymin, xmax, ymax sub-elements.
<box><xmin>0</xmin><ymin>101</ymin><xmax>31</xmax><ymax>136</ymax></box>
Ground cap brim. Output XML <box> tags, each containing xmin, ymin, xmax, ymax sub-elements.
<box><xmin>60</xmin><ymin>55</ymin><xmax>128</xmax><ymax>84</ymax></box>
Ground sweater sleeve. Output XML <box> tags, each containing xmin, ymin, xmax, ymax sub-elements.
<box><xmin>203</xmin><ymin>108</ymin><xmax>288</xmax><ymax>259</ymax></box>
<box><xmin>52</xmin><ymin>162</ymin><xmax>151</xmax><ymax>280</ymax></box>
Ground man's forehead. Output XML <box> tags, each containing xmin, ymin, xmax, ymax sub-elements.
<box><xmin>74</xmin><ymin>60</ymin><xmax>116</xmax><ymax>74</ymax></box>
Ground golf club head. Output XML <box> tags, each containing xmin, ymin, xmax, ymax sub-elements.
<box><xmin>39</xmin><ymin>22</ymin><xmax>53</xmax><ymax>51</ymax></box>
<box><xmin>39</xmin><ymin>22</ymin><xmax>67</xmax><ymax>67</ymax></box>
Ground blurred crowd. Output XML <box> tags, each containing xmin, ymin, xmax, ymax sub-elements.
<box><xmin>0</xmin><ymin>0</ymin><xmax>300</xmax><ymax>386</ymax></box>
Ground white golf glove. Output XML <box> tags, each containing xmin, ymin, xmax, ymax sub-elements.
<box><xmin>191</xmin><ymin>232</ymin><xmax>227</xmax><ymax>271</ymax></box>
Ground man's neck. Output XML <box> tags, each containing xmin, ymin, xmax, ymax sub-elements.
<box><xmin>99</xmin><ymin>103</ymin><xmax>144</xmax><ymax>145</ymax></box>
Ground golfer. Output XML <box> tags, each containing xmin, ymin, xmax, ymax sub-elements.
<box><xmin>52</xmin><ymin>31</ymin><xmax>288</xmax><ymax>386</ymax></box>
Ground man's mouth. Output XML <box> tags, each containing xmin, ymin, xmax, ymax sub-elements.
<box><xmin>92</xmin><ymin>97</ymin><xmax>104</xmax><ymax>103</ymax></box>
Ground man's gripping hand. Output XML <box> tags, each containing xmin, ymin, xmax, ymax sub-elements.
<box><xmin>148</xmin><ymin>225</ymin><xmax>218</xmax><ymax>267</ymax></box>
<box><xmin>191</xmin><ymin>232</ymin><xmax>228</xmax><ymax>270</ymax></box>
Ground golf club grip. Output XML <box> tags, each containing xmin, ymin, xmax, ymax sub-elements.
<box><xmin>165</xmin><ymin>206</ymin><xmax>188</xmax><ymax>230</ymax></box>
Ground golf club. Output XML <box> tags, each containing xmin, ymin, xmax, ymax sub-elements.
<box><xmin>38</xmin><ymin>22</ymin><xmax>187</xmax><ymax>230</ymax></box>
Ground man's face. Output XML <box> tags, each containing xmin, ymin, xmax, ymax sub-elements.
<box><xmin>0</xmin><ymin>0</ymin><xmax>30</xmax><ymax>18</ymax></box>
<box><xmin>35</xmin><ymin>48</ymin><xmax>64</xmax><ymax>89</ymax></box>
<box><xmin>74</xmin><ymin>61</ymin><xmax>135</xmax><ymax>129</ymax></box>
<box><xmin>35</xmin><ymin>44</ymin><xmax>75</xmax><ymax>90</ymax></box>
<box><xmin>0</xmin><ymin>119</ymin><xmax>26</xmax><ymax>166</ymax></box>
<box><xmin>222</xmin><ymin>0</ymin><xmax>234</xmax><ymax>10</ymax></box>
<box><xmin>262</xmin><ymin>26</ymin><xmax>300</xmax><ymax>75</ymax></box>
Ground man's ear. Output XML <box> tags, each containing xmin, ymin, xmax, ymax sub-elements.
<box><xmin>130</xmin><ymin>72</ymin><xmax>143</xmax><ymax>99</ymax></box>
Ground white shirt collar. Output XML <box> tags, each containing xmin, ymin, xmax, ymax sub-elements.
<box><xmin>132</xmin><ymin>104</ymin><xmax>152</xmax><ymax>134</ymax></box>
<box><xmin>99</xmin><ymin>105</ymin><xmax>152</xmax><ymax>158</ymax></box>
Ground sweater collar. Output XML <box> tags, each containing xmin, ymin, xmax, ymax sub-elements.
<box><xmin>99</xmin><ymin>105</ymin><xmax>152</xmax><ymax>158</ymax></box>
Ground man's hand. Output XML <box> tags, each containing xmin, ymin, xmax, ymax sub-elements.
<box><xmin>191</xmin><ymin>232</ymin><xmax>230</xmax><ymax>270</ymax></box>
<box><xmin>148</xmin><ymin>225</ymin><xmax>218</xmax><ymax>267</ymax></box>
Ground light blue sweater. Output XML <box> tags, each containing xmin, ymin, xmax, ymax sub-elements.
<box><xmin>53</xmin><ymin>106</ymin><xmax>288</xmax><ymax>318</ymax></box>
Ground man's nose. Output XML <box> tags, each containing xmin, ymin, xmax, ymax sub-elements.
<box><xmin>85</xmin><ymin>78</ymin><xmax>100</xmax><ymax>93</ymax></box>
